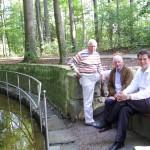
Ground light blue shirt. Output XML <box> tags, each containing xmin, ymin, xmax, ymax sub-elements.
<box><xmin>115</xmin><ymin>69</ymin><xmax>122</xmax><ymax>93</ymax></box>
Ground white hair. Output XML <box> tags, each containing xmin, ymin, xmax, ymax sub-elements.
<box><xmin>88</xmin><ymin>39</ymin><xmax>97</xmax><ymax>47</ymax></box>
<box><xmin>113</xmin><ymin>55</ymin><xmax>123</xmax><ymax>63</ymax></box>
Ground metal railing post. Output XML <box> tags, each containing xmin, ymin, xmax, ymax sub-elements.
<box><xmin>6</xmin><ymin>72</ymin><xmax>8</xmax><ymax>96</ymax></box>
<box><xmin>17</xmin><ymin>74</ymin><xmax>21</xmax><ymax>100</ymax></box>
<box><xmin>37</xmin><ymin>84</ymin><xmax>43</xmax><ymax>132</ymax></box>
<box><xmin>43</xmin><ymin>90</ymin><xmax>49</xmax><ymax>150</ymax></box>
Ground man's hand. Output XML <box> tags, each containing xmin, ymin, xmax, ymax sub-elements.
<box><xmin>76</xmin><ymin>72</ymin><xmax>82</xmax><ymax>78</ymax></box>
<box><xmin>102</xmin><ymin>66</ymin><xmax>108</xmax><ymax>71</ymax></box>
<box><xmin>114</xmin><ymin>94</ymin><xmax>119</xmax><ymax>100</ymax></box>
<box><xmin>101</xmin><ymin>74</ymin><xmax>105</xmax><ymax>85</ymax></box>
<box><xmin>115</xmin><ymin>92</ymin><xmax>130</xmax><ymax>102</ymax></box>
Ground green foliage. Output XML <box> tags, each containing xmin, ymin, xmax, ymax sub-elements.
<box><xmin>41</xmin><ymin>38</ymin><xmax>74</xmax><ymax>57</ymax></box>
<box><xmin>139</xmin><ymin>1</ymin><xmax>150</xmax><ymax>16</ymax></box>
<box><xmin>0</xmin><ymin>0</ymin><xmax>149</xmax><ymax>57</ymax></box>
<box><xmin>42</xmin><ymin>40</ymin><xmax>59</xmax><ymax>56</ymax></box>
<box><xmin>3</xmin><ymin>1</ymin><xmax>24</xmax><ymax>55</ymax></box>
<box><xmin>95</xmin><ymin>0</ymin><xmax>150</xmax><ymax>51</ymax></box>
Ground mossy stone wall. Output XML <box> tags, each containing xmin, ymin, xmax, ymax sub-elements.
<box><xmin>0</xmin><ymin>64</ymin><xmax>70</xmax><ymax>115</ymax></box>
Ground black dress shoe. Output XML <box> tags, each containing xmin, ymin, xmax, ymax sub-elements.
<box><xmin>108</xmin><ymin>142</ymin><xmax>124</xmax><ymax>150</ymax></box>
<box><xmin>92</xmin><ymin>120</ymin><xmax>106</xmax><ymax>129</ymax></box>
<box><xmin>99</xmin><ymin>125</ymin><xmax>112</xmax><ymax>132</ymax></box>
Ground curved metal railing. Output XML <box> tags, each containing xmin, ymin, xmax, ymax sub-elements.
<box><xmin>0</xmin><ymin>70</ymin><xmax>49</xmax><ymax>150</ymax></box>
<box><xmin>0</xmin><ymin>70</ymin><xmax>41</xmax><ymax>107</ymax></box>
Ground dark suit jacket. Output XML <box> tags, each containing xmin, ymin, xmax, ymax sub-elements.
<box><xmin>108</xmin><ymin>66</ymin><xmax>133</xmax><ymax>96</ymax></box>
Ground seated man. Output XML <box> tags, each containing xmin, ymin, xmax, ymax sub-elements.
<box><xmin>97</xmin><ymin>49</ymin><xmax>150</xmax><ymax>150</ymax></box>
<box><xmin>93</xmin><ymin>55</ymin><xmax>133</xmax><ymax>129</ymax></box>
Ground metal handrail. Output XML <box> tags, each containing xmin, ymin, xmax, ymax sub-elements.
<box><xmin>0</xmin><ymin>70</ymin><xmax>41</xmax><ymax>107</ymax></box>
<box><xmin>0</xmin><ymin>80</ymin><xmax>37</xmax><ymax>108</ymax></box>
<box><xmin>0</xmin><ymin>70</ymin><xmax>50</xmax><ymax>150</ymax></box>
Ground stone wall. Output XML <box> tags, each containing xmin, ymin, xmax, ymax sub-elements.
<box><xmin>1</xmin><ymin>64</ymin><xmax>149</xmax><ymax>140</ymax></box>
<box><xmin>129</xmin><ymin>114</ymin><xmax>150</xmax><ymax>141</ymax></box>
<box><xmin>66</xmin><ymin>71</ymin><xmax>110</xmax><ymax>122</ymax></box>
<box><xmin>0</xmin><ymin>64</ymin><xmax>139</xmax><ymax>122</ymax></box>
<box><xmin>0</xmin><ymin>64</ymin><xmax>70</xmax><ymax>116</ymax></box>
<box><xmin>0</xmin><ymin>64</ymin><xmax>109</xmax><ymax>121</ymax></box>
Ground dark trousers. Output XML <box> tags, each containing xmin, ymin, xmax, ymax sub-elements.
<box><xmin>104</xmin><ymin>98</ymin><xmax>116</xmax><ymax>121</ymax></box>
<box><xmin>105</xmin><ymin>98</ymin><xmax>150</xmax><ymax>143</ymax></box>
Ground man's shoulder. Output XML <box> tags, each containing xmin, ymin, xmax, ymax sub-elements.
<box><xmin>77</xmin><ymin>49</ymin><xmax>88</xmax><ymax>55</ymax></box>
<box><xmin>123</xmin><ymin>66</ymin><xmax>132</xmax><ymax>71</ymax></box>
<box><xmin>110</xmin><ymin>68</ymin><xmax>116</xmax><ymax>74</ymax></box>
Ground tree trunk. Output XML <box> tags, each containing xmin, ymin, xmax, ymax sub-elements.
<box><xmin>68</xmin><ymin>0</ymin><xmax>77</xmax><ymax>52</ymax></box>
<box><xmin>129</xmin><ymin>0</ymin><xmax>134</xmax><ymax>46</ymax></box>
<box><xmin>108</xmin><ymin>0</ymin><xmax>113</xmax><ymax>48</ymax></box>
<box><xmin>93</xmin><ymin>0</ymin><xmax>100</xmax><ymax>46</ymax></box>
<box><xmin>53</xmin><ymin>0</ymin><xmax>67</xmax><ymax>64</ymax></box>
<box><xmin>0</xmin><ymin>0</ymin><xmax>7</xmax><ymax>57</ymax></box>
<box><xmin>35</xmin><ymin>0</ymin><xmax>44</xmax><ymax>57</ymax></box>
<box><xmin>80</xmin><ymin>0</ymin><xmax>86</xmax><ymax>47</ymax></box>
<box><xmin>44</xmin><ymin>0</ymin><xmax>51</xmax><ymax>43</ymax></box>
<box><xmin>23</xmin><ymin>0</ymin><xmax>38</xmax><ymax>62</ymax></box>
<box><xmin>116</xmin><ymin>0</ymin><xmax>121</xmax><ymax>48</ymax></box>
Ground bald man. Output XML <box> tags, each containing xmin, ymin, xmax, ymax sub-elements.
<box><xmin>93</xmin><ymin>55</ymin><xmax>133</xmax><ymax>130</ymax></box>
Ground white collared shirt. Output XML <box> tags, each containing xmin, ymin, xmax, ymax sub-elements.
<box><xmin>123</xmin><ymin>66</ymin><xmax>150</xmax><ymax>100</ymax></box>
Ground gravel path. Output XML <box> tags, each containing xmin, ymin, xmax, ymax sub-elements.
<box><xmin>64</xmin><ymin>118</ymin><xmax>150</xmax><ymax>150</ymax></box>
<box><xmin>49</xmin><ymin>101</ymin><xmax>150</xmax><ymax>150</ymax></box>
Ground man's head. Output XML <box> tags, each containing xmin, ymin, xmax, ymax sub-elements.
<box><xmin>137</xmin><ymin>49</ymin><xmax>150</xmax><ymax>70</ymax></box>
<box><xmin>87</xmin><ymin>39</ymin><xmax>97</xmax><ymax>54</ymax></box>
<box><xmin>113</xmin><ymin>55</ymin><xmax>123</xmax><ymax>70</ymax></box>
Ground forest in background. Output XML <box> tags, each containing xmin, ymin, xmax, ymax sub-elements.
<box><xmin>0</xmin><ymin>0</ymin><xmax>149</xmax><ymax>63</ymax></box>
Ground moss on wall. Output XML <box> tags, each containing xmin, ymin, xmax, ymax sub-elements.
<box><xmin>0</xmin><ymin>64</ymin><xmax>70</xmax><ymax>115</ymax></box>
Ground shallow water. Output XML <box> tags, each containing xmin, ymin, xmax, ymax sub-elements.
<box><xmin>0</xmin><ymin>93</ymin><xmax>45</xmax><ymax>150</ymax></box>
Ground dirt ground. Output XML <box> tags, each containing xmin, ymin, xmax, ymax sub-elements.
<box><xmin>0</xmin><ymin>56</ymin><xmax>138</xmax><ymax>67</ymax></box>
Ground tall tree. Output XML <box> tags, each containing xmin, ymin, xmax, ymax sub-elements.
<box><xmin>68</xmin><ymin>0</ymin><xmax>77</xmax><ymax>52</ymax></box>
<box><xmin>129</xmin><ymin>0</ymin><xmax>134</xmax><ymax>46</ymax></box>
<box><xmin>23</xmin><ymin>0</ymin><xmax>38</xmax><ymax>62</ymax></box>
<box><xmin>108</xmin><ymin>0</ymin><xmax>113</xmax><ymax>48</ymax></box>
<box><xmin>44</xmin><ymin>0</ymin><xmax>51</xmax><ymax>43</ymax></box>
<box><xmin>53</xmin><ymin>0</ymin><xmax>67</xmax><ymax>64</ymax></box>
<box><xmin>80</xmin><ymin>0</ymin><xmax>86</xmax><ymax>47</ymax></box>
<box><xmin>0</xmin><ymin>0</ymin><xmax>7</xmax><ymax>56</ymax></box>
<box><xmin>116</xmin><ymin>0</ymin><xmax>121</xmax><ymax>48</ymax></box>
<box><xmin>35</xmin><ymin>0</ymin><xmax>44</xmax><ymax>57</ymax></box>
<box><xmin>93</xmin><ymin>0</ymin><xmax>100</xmax><ymax>46</ymax></box>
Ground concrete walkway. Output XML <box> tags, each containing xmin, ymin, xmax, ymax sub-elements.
<box><xmin>45</xmin><ymin>101</ymin><xmax>150</xmax><ymax>150</ymax></box>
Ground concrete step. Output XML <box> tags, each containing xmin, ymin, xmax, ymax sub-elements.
<box><xmin>47</xmin><ymin>114</ymin><xmax>66</xmax><ymax>131</ymax></box>
<box><xmin>48</xmin><ymin>129</ymin><xmax>76</xmax><ymax>145</ymax></box>
<box><xmin>49</xmin><ymin>144</ymin><xmax>79</xmax><ymax>150</ymax></box>
<box><xmin>134</xmin><ymin>146</ymin><xmax>150</xmax><ymax>150</ymax></box>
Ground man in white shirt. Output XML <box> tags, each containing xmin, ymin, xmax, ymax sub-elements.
<box><xmin>98</xmin><ymin>50</ymin><xmax>150</xmax><ymax>150</ymax></box>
